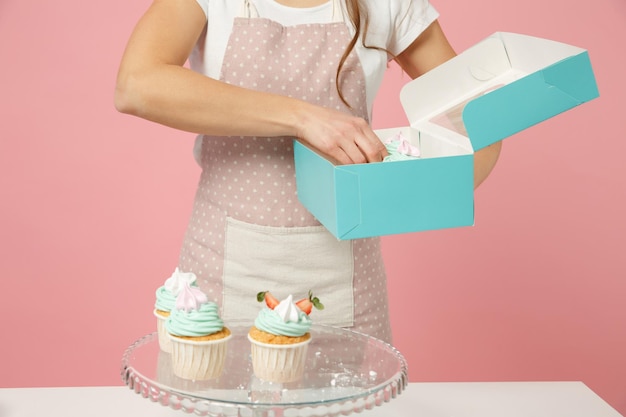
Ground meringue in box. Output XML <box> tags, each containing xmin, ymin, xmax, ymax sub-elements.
<box><xmin>294</xmin><ymin>32</ymin><xmax>599</xmax><ymax>240</ymax></box>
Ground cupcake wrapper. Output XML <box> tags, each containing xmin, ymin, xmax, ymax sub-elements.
<box><xmin>153</xmin><ymin>309</ymin><xmax>171</xmax><ymax>353</ymax></box>
<box><xmin>168</xmin><ymin>334</ymin><xmax>231</xmax><ymax>381</ymax></box>
<box><xmin>248</xmin><ymin>335</ymin><xmax>311</xmax><ymax>383</ymax></box>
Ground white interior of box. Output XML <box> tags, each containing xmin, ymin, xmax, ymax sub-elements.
<box><xmin>393</xmin><ymin>32</ymin><xmax>586</xmax><ymax>158</ymax></box>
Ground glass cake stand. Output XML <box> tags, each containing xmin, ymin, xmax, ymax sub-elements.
<box><xmin>121</xmin><ymin>322</ymin><xmax>407</xmax><ymax>417</ymax></box>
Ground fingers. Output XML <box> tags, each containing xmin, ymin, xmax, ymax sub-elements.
<box><xmin>354</xmin><ymin>125</ymin><xmax>388</xmax><ymax>163</ymax></box>
<box><xmin>323</xmin><ymin>118</ymin><xmax>386</xmax><ymax>165</ymax></box>
<box><xmin>318</xmin><ymin>140</ymin><xmax>361</xmax><ymax>166</ymax></box>
<box><xmin>328</xmin><ymin>132</ymin><xmax>386</xmax><ymax>165</ymax></box>
<box><xmin>296</xmin><ymin>105</ymin><xmax>387</xmax><ymax>165</ymax></box>
<box><xmin>343</xmin><ymin>120</ymin><xmax>388</xmax><ymax>164</ymax></box>
<box><xmin>340</xmin><ymin>140</ymin><xmax>368</xmax><ymax>165</ymax></box>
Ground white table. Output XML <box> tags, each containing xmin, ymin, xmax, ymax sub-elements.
<box><xmin>0</xmin><ymin>382</ymin><xmax>622</xmax><ymax>417</ymax></box>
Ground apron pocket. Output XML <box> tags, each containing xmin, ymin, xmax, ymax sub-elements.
<box><xmin>222</xmin><ymin>217</ymin><xmax>354</xmax><ymax>328</ymax></box>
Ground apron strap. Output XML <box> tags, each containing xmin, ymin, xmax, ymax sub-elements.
<box><xmin>240</xmin><ymin>0</ymin><xmax>260</xmax><ymax>18</ymax></box>
<box><xmin>331</xmin><ymin>0</ymin><xmax>343</xmax><ymax>23</ymax></box>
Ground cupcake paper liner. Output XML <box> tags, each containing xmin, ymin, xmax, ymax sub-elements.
<box><xmin>168</xmin><ymin>333</ymin><xmax>232</xmax><ymax>380</ymax></box>
<box><xmin>153</xmin><ymin>309</ymin><xmax>172</xmax><ymax>353</ymax></box>
<box><xmin>248</xmin><ymin>334</ymin><xmax>311</xmax><ymax>383</ymax></box>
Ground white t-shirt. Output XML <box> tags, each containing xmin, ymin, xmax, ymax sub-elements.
<box><xmin>190</xmin><ymin>0</ymin><xmax>439</xmax><ymax>118</ymax></box>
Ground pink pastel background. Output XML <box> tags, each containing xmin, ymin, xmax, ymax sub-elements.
<box><xmin>1</xmin><ymin>0</ymin><xmax>624</xmax><ymax>414</ymax></box>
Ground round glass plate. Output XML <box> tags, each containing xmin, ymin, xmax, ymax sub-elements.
<box><xmin>121</xmin><ymin>322</ymin><xmax>407</xmax><ymax>417</ymax></box>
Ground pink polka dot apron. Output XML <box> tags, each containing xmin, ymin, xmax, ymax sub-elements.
<box><xmin>179</xmin><ymin>0</ymin><xmax>392</xmax><ymax>343</ymax></box>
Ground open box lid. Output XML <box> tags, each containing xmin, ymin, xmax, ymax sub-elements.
<box><xmin>399</xmin><ymin>32</ymin><xmax>599</xmax><ymax>151</ymax></box>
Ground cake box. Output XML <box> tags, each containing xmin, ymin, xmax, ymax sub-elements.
<box><xmin>294</xmin><ymin>32</ymin><xmax>599</xmax><ymax>240</ymax></box>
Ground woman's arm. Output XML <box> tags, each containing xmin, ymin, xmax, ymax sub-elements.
<box><xmin>395</xmin><ymin>20</ymin><xmax>502</xmax><ymax>188</ymax></box>
<box><xmin>114</xmin><ymin>0</ymin><xmax>387</xmax><ymax>164</ymax></box>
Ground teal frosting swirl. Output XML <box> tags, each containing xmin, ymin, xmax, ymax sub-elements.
<box><xmin>254</xmin><ymin>307</ymin><xmax>312</xmax><ymax>337</ymax></box>
<box><xmin>383</xmin><ymin>141</ymin><xmax>419</xmax><ymax>162</ymax></box>
<box><xmin>165</xmin><ymin>302</ymin><xmax>224</xmax><ymax>337</ymax></box>
<box><xmin>154</xmin><ymin>286</ymin><xmax>176</xmax><ymax>312</ymax></box>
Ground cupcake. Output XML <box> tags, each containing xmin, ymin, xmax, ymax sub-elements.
<box><xmin>166</xmin><ymin>282</ymin><xmax>231</xmax><ymax>380</ymax></box>
<box><xmin>382</xmin><ymin>131</ymin><xmax>420</xmax><ymax>162</ymax></box>
<box><xmin>154</xmin><ymin>267</ymin><xmax>199</xmax><ymax>352</ymax></box>
<box><xmin>248</xmin><ymin>291</ymin><xmax>323</xmax><ymax>383</ymax></box>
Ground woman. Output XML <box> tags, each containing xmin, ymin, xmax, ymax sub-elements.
<box><xmin>115</xmin><ymin>0</ymin><xmax>501</xmax><ymax>343</ymax></box>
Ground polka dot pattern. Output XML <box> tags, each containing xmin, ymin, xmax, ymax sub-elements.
<box><xmin>179</xmin><ymin>17</ymin><xmax>392</xmax><ymax>343</ymax></box>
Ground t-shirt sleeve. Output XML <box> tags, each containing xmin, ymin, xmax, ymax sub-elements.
<box><xmin>386</xmin><ymin>0</ymin><xmax>440</xmax><ymax>56</ymax></box>
<box><xmin>194</xmin><ymin>0</ymin><xmax>209</xmax><ymax>18</ymax></box>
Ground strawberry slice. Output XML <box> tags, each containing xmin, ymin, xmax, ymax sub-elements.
<box><xmin>295</xmin><ymin>298</ymin><xmax>313</xmax><ymax>314</ymax></box>
<box><xmin>295</xmin><ymin>290</ymin><xmax>324</xmax><ymax>315</ymax></box>
<box><xmin>257</xmin><ymin>291</ymin><xmax>279</xmax><ymax>309</ymax></box>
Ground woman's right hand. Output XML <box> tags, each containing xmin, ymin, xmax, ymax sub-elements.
<box><xmin>292</xmin><ymin>102</ymin><xmax>388</xmax><ymax>165</ymax></box>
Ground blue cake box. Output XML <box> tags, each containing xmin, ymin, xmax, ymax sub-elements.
<box><xmin>294</xmin><ymin>32</ymin><xmax>599</xmax><ymax>240</ymax></box>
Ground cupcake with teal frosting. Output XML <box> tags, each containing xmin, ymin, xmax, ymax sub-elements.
<box><xmin>166</xmin><ymin>281</ymin><xmax>231</xmax><ymax>380</ymax></box>
<box><xmin>154</xmin><ymin>267</ymin><xmax>199</xmax><ymax>352</ymax></box>
<box><xmin>382</xmin><ymin>131</ymin><xmax>420</xmax><ymax>162</ymax></box>
<box><xmin>248</xmin><ymin>291</ymin><xmax>323</xmax><ymax>383</ymax></box>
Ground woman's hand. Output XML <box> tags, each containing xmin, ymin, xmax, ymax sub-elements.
<box><xmin>293</xmin><ymin>103</ymin><xmax>388</xmax><ymax>165</ymax></box>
